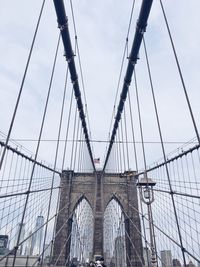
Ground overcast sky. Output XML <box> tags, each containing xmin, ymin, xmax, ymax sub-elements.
<box><xmin>0</xmin><ymin>0</ymin><xmax>200</xmax><ymax>171</ymax></box>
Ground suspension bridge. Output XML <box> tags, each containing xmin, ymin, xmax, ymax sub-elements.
<box><xmin>0</xmin><ymin>0</ymin><xmax>200</xmax><ymax>266</ymax></box>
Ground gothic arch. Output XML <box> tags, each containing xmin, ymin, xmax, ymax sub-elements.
<box><xmin>70</xmin><ymin>194</ymin><xmax>94</xmax><ymax>215</ymax></box>
<box><xmin>104</xmin><ymin>194</ymin><xmax>125</xmax><ymax>213</ymax></box>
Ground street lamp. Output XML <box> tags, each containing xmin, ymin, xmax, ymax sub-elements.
<box><xmin>137</xmin><ymin>173</ymin><xmax>157</xmax><ymax>267</ymax></box>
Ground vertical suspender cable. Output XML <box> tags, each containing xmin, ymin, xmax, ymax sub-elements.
<box><xmin>77</xmin><ymin>131</ymin><xmax>83</xmax><ymax>172</ymax></box>
<box><xmin>70</xmin><ymin>108</ymin><xmax>78</xmax><ymax>170</ymax></box>
<box><xmin>120</xmin><ymin>121</ymin><xmax>127</xmax><ymax>172</ymax></box>
<box><xmin>73</xmin><ymin>118</ymin><xmax>81</xmax><ymax>171</ymax></box>
<box><xmin>69</xmin><ymin>0</ymin><xmax>93</xmax><ymax>142</ymax></box>
<box><xmin>61</xmin><ymin>88</ymin><xmax>73</xmax><ymax>171</ymax></box>
<box><xmin>134</xmin><ymin>69</ymin><xmax>148</xmax><ymax>171</ymax></box>
<box><xmin>103</xmin><ymin>0</ymin><xmax>154</xmax><ymax>170</ymax></box>
<box><xmin>124</xmin><ymin>106</ymin><xmax>130</xmax><ymax>170</ymax></box>
<box><xmin>107</xmin><ymin>0</ymin><xmax>136</xmax><ymax>144</ymax></box>
<box><xmin>128</xmin><ymin>91</ymin><xmax>138</xmax><ymax>171</ymax></box>
<box><xmin>115</xmin><ymin>136</ymin><xmax>120</xmax><ymax>174</ymax></box>
<box><xmin>117</xmin><ymin>131</ymin><xmax>123</xmax><ymax>174</ymax></box>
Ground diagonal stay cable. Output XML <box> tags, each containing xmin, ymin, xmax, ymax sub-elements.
<box><xmin>40</xmin><ymin>63</ymin><xmax>70</xmax><ymax>266</ymax></box>
<box><xmin>0</xmin><ymin>192</ymin><xmax>81</xmax><ymax>263</ymax></box>
<box><xmin>110</xmin><ymin>200</ymin><xmax>144</xmax><ymax>266</ymax></box>
<box><xmin>11</xmin><ymin>34</ymin><xmax>61</xmax><ymax>267</ymax></box>
<box><xmin>142</xmin><ymin>36</ymin><xmax>191</xmax><ymax>265</ymax></box>
<box><xmin>159</xmin><ymin>0</ymin><xmax>200</xmax><ymax>145</ymax></box>
<box><xmin>115</xmin><ymin>192</ymin><xmax>200</xmax><ymax>264</ymax></box>
<box><xmin>0</xmin><ymin>0</ymin><xmax>46</xmax><ymax>172</ymax></box>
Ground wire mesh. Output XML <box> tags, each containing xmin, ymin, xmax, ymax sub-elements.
<box><xmin>0</xmin><ymin>145</ymin><xmax>61</xmax><ymax>265</ymax></box>
<box><xmin>138</xmin><ymin>146</ymin><xmax>200</xmax><ymax>267</ymax></box>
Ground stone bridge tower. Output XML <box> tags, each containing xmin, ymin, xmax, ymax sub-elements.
<box><xmin>52</xmin><ymin>170</ymin><xmax>144</xmax><ymax>267</ymax></box>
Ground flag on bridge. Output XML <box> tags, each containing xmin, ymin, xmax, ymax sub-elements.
<box><xmin>94</xmin><ymin>158</ymin><xmax>100</xmax><ymax>164</ymax></box>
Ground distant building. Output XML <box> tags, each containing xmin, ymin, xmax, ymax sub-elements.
<box><xmin>25</xmin><ymin>231</ymin><xmax>33</xmax><ymax>256</ymax></box>
<box><xmin>173</xmin><ymin>258</ymin><xmax>181</xmax><ymax>267</ymax></box>
<box><xmin>43</xmin><ymin>243</ymin><xmax>51</xmax><ymax>260</ymax></box>
<box><xmin>0</xmin><ymin>235</ymin><xmax>9</xmax><ymax>255</ymax></box>
<box><xmin>32</xmin><ymin>215</ymin><xmax>44</xmax><ymax>255</ymax></box>
<box><xmin>113</xmin><ymin>236</ymin><xmax>126</xmax><ymax>267</ymax></box>
<box><xmin>0</xmin><ymin>235</ymin><xmax>8</xmax><ymax>248</ymax></box>
<box><xmin>110</xmin><ymin>256</ymin><xmax>116</xmax><ymax>267</ymax></box>
<box><xmin>71</xmin><ymin>257</ymin><xmax>78</xmax><ymax>265</ymax></box>
<box><xmin>143</xmin><ymin>247</ymin><xmax>151</xmax><ymax>267</ymax></box>
<box><xmin>161</xmin><ymin>250</ymin><xmax>172</xmax><ymax>267</ymax></box>
<box><xmin>104</xmin><ymin>250</ymin><xmax>112</xmax><ymax>265</ymax></box>
<box><xmin>15</xmin><ymin>223</ymin><xmax>25</xmax><ymax>255</ymax></box>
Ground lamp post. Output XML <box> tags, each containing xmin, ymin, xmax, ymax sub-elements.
<box><xmin>137</xmin><ymin>174</ymin><xmax>157</xmax><ymax>267</ymax></box>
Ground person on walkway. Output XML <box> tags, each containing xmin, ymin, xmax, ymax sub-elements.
<box><xmin>89</xmin><ymin>261</ymin><xmax>95</xmax><ymax>267</ymax></box>
<box><xmin>95</xmin><ymin>257</ymin><xmax>106</xmax><ymax>267</ymax></box>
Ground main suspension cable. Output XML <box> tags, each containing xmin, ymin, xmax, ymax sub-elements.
<box><xmin>53</xmin><ymin>0</ymin><xmax>95</xmax><ymax>171</ymax></box>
